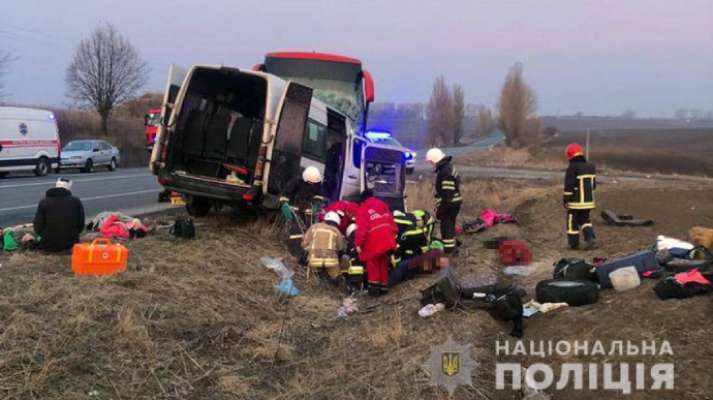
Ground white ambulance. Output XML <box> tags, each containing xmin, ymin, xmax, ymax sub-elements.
<box><xmin>0</xmin><ymin>106</ymin><xmax>60</xmax><ymax>177</ymax></box>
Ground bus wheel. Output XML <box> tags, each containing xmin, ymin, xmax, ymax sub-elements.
<box><xmin>34</xmin><ymin>157</ymin><xmax>50</xmax><ymax>177</ymax></box>
<box><xmin>186</xmin><ymin>197</ymin><xmax>211</xmax><ymax>217</ymax></box>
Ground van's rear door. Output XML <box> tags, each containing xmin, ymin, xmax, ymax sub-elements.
<box><xmin>362</xmin><ymin>143</ymin><xmax>406</xmax><ymax>210</ymax></box>
<box><xmin>150</xmin><ymin>64</ymin><xmax>187</xmax><ymax>174</ymax></box>
<box><xmin>267</xmin><ymin>83</ymin><xmax>313</xmax><ymax>195</ymax></box>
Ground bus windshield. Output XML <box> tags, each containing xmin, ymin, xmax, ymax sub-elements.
<box><xmin>264</xmin><ymin>57</ymin><xmax>365</xmax><ymax>122</ymax></box>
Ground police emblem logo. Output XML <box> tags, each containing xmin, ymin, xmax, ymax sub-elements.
<box><xmin>441</xmin><ymin>352</ymin><xmax>460</xmax><ymax>377</ymax></box>
<box><xmin>422</xmin><ymin>336</ymin><xmax>478</xmax><ymax>396</ymax></box>
<box><xmin>19</xmin><ymin>123</ymin><xmax>28</xmax><ymax>136</ymax></box>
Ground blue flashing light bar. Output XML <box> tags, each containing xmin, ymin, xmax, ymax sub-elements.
<box><xmin>365</xmin><ymin>130</ymin><xmax>392</xmax><ymax>140</ymax></box>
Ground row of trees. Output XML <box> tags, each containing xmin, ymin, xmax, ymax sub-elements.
<box><xmin>425</xmin><ymin>77</ymin><xmax>465</xmax><ymax>147</ymax></box>
<box><xmin>425</xmin><ymin>62</ymin><xmax>542</xmax><ymax>149</ymax></box>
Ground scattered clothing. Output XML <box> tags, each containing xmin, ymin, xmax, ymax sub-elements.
<box><xmin>336</xmin><ymin>297</ymin><xmax>359</xmax><ymax>318</ymax></box>
<box><xmin>601</xmin><ymin>209</ymin><xmax>654</xmax><ymax>227</ymax></box>
<box><xmin>656</xmin><ymin>235</ymin><xmax>694</xmax><ymax>251</ymax></box>
<box><xmin>654</xmin><ymin>268</ymin><xmax>712</xmax><ymax>300</ymax></box>
<box><xmin>523</xmin><ymin>300</ymin><xmax>568</xmax><ymax>316</ymax></box>
<box><xmin>33</xmin><ymin>187</ymin><xmax>85</xmax><ymax>252</ymax></box>
<box><xmin>100</xmin><ymin>214</ymin><xmax>148</xmax><ymax>239</ymax></box>
<box><xmin>460</xmin><ymin>209</ymin><xmax>516</xmax><ymax>234</ymax></box>
<box><xmin>418</xmin><ymin>303</ymin><xmax>445</xmax><ymax>318</ymax></box>
<box><xmin>689</xmin><ymin>226</ymin><xmax>713</xmax><ymax>249</ymax></box>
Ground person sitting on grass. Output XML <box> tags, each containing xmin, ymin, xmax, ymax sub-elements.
<box><xmin>33</xmin><ymin>178</ymin><xmax>85</xmax><ymax>253</ymax></box>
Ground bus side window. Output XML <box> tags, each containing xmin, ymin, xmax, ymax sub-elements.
<box><xmin>302</xmin><ymin>120</ymin><xmax>326</xmax><ymax>160</ymax></box>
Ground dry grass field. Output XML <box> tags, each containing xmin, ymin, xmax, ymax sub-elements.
<box><xmin>1</xmin><ymin>177</ymin><xmax>712</xmax><ymax>399</ymax></box>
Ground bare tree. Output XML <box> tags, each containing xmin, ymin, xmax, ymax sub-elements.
<box><xmin>426</xmin><ymin>76</ymin><xmax>454</xmax><ymax>147</ymax></box>
<box><xmin>497</xmin><ymin>62</ymin><xmax>539</xmax><ymax>148</ymax></box>
<box><xmin>66</xmin><ymin>23</ymin><xmax>148</xmax><ymax>134</ymax></box>
<box><xmin>452</xmin><ymin>84</ymin><xmax>465</xmax><ymax>145</ymax></box>
<box><xmin>0</xmin><ymin>50</ymin><xmax>16</xmax><ymax>99</ymax></box>
<box><xmin>475</xmin><ymin>107</ymin><xmax>496</xmax><ymax>137</ymax></box>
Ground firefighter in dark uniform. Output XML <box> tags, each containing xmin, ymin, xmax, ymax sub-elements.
<box><xmin>391</xmin><ymin>210</ymin><xmax>430</xmax><ymax>266</ymax></box>
<box><xmin>427</xmin><ymin>148</ymin><xmax>462</xmax><ymax>254</ymax></box>
<box><xmin>280</xmin><ymin>166</ymin><xmax>326</xmax><ymax>256</ymax></box>
<box><xmin>343</xmin><ymin>223</ymin><xmax>366</xmax><ymax>294</ymax></box>
<box><xmin>563</xmin><ymin>143</ymin><xmax>597</xmax><ymax>250</ymax></box>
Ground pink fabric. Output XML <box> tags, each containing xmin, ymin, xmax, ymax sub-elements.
<box><xmin>100</xmin><ymin>214</ymin><xmax>130</xmax><ymax>239</ymax></box>
<box><xmin>479</xmin><ymin>208</ymin><xmax>515</xmax><ymax>228</ymax></box>
<box><xmin>675</xmin><ymin>269</ymin><xmax>712</xmax><ymax>286</ymax></box>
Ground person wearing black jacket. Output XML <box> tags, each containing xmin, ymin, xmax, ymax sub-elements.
<box><xmin>426</xmin><ymin>148</ymin><xmax>462</xmax><ymax>254</ymax></box>
<box><xmin>563</xmin><ymin>143</ymin><xmax>597</xmax><ymax>250</ymax></box>
<box><xmin>33</xmin><ymin>178</ymin><xmax>85</xmax><ymax>252</ymax></box>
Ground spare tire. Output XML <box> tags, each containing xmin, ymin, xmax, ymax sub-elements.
<box><xmin>536</xmin><ymin>279</ymin><xmax>599</xmax><ymax>307</ymax></box>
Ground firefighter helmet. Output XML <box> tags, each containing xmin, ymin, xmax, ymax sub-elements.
<box><xmin>566</xmin><ymin>143</ymin><xmax>584</xmax><ymax>160</ymax></box>
<box><xmin>346</xmin><ymin>223</ymin><xmax>357</xmax><ymax>238</ymax></box>
<box><xmin>302</xmin><ymin>166</ymin><xmax>322</xmax><ymax>183</ymax></box>
<box><xmin>426</xmin><ymin>148</ymin><xmax>446</xmax><ymax>164</ymax></box>
<box><xmin>324</xmin><ymin>211</ymin><xmax>341</xmax><ymax>226</ymax></box>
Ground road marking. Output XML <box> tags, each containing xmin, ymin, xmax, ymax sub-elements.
<box><xmin>0</xmin><ymin>173</ymin><xmax>154</xmax><ymax>189</ymax></box>
<box><xmin>0</xmin><ymin>189</ymin><xmax>162</xmax><ymax>213</ymax></box>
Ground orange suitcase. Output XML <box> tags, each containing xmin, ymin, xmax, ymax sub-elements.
<box><xmin>71</xmin><ymin>238</ymin><xmax>128</xmax><ymax>276</ymax></box>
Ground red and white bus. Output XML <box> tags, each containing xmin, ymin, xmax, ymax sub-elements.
<box><xmin>253</xmin><ymin>51</ymin><xmax>375</xmax><ymax>133</ymax></box>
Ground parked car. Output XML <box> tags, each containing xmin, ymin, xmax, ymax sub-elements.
<box><xmin>0</xmin><ymin>106</ymin><xmax>60</xmax><ymax>178</ymax></box>
<box><xmin>59</xmin><ymin>140</ymin><xmax>120</xmax><ymax>173</ymax></box>
<box><xmin>364</xmin><ymin>131</ymin><xmax>416</xmax><ymax>174</ymax></box>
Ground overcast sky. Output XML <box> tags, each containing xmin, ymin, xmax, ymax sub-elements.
<box><xmin>1</xmin><ymin>0</ymin><xmax>712</xmax><ymax>116</ymax></box>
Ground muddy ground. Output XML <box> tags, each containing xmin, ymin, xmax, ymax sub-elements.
<box><xmin>0</xmin><ymin>176</ymin><xmax>712</xmax><ymax>399</ymax></box>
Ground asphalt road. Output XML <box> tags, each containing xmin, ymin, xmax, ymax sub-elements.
<box><xmin>0</xmin><ymin>167</ymin><xmax>169</xmax><ymax>227</ymax></box>
<box><xmin>0</xmin><ymin>132</ymin><xmax>514</xmax><ymax>226</ymax></box>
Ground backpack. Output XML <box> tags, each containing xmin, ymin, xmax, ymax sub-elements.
<box><xmin>170</xmin><ymin>218</ymin><xmax>196</xmax><ymax>239</ymax></box>
<box><xmin>553</xmin><ymin>258</ymin><xmax>597</xmax><ymax>281</ymax></box>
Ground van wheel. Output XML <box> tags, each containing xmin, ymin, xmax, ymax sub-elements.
<box><xmin>34</xmin><ymin>157</ymin><xmax>50</xmax><ymax>177</ymax></box>
<box><xmin>186</xmin><ymin>197</ymin><xmax>211</xmax><ymax>217</ymax></box>
<box><xmin>82</xmin><ymin>159</ymin><xmax>94</xmax><ymax>173</ymax></box>
<box><xmin>108</xmin><ymin>158</ymin><xmax>117</xmax><ymax>171</ymax></box>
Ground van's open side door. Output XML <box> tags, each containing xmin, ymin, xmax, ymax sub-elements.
<box><xmin>150</xmin><ymin>64</ymin><xmax>187</xmax><ymax>173</ymax></box>
<box><xmin>267</xmin><ymin>83</ymin><xmax>313</xmax><ymax>195</ymax></box>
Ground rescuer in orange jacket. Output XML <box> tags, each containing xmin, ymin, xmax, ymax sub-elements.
<box><xmin>354</xmin><ymin>189</ymin><xmax>397</xmax><ymax>296</ymax></box>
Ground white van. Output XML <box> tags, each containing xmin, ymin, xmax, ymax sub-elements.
<box><xmin>0</xmin><ymin>106</ymin><xmax>60</xmax><ymax>177</ymax></box>
<box><xmin>150</xmin><ymin>64</ymin><xmax>406</xmax><ymax>216</ymax></box>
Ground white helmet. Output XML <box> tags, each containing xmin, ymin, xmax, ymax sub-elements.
<box><xmin>426</xmin><ymin>148</ymin><xmax>446</xmax><ymax>164</ymax></box>
<box><xmin>346</xmin><ymin>223</ymin><xmax>357</xmax><ymax>238</ymax></box>
<box><xmin>302</xmin><ymin>166</ymin><xmax>322</xmax><ymax>184</ymax></box>
<box><xmin>324</xmin><ymin>211</ymin><xmax>341</xmax><ymax>226</ymax></box>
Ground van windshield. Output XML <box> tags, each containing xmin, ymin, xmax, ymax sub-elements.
<box><xmin>63</xmin><ymin>141</ymin><xmax>92</xmax><ymax>151</ymax></box>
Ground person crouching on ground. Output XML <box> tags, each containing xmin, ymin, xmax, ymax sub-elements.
<box><xmin>33</xmin><ymin>178</ymin><xmax>85</xmax><ymax>252</ymax></box>
<box><xmin>563</xmin><ymin>143</ymin><xmax>597</xmax><ymax>250</ymax></box>
<box><xmin>355</xmin><ymin>189</ymin><xmax>397</xmax><ymax>297</ymax></box>
<box><xmin>302</xmin><ymin>211</ymin><xmax>346</xmax><ymax>281</ymax></box>
<box><xmin>426</xmin><ymin>148</ymin><xmax>462</xmax><ymax>254</ymax></box>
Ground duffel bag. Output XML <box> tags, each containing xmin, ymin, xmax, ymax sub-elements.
<box><xmin>595</xmin><ymin>250</ymin><xmax>658</xmax><ymax>288</ymax></box>
<box><xmin>536</xmin><ymin>279</ymin><xmax>599</xmax><ymax>306</ymax></box>
<box><xmin>553</xmin><ymin>258</ymin><xmax>597</xmax><ymax>281</ymax></box>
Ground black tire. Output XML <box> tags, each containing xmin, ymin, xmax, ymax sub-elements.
<box><xmin>536</xmin><ymin>279</ymin><xmax>599</xmax><ymax>307</ymax></box>
<box><xmin>108</xmin><ymin>157</ymin><xmax>117</xmax><ymax>171</ymax></box>
<box><xmin>82</xmin><ymin>159</ymin><xmax>94</xmax><ymax>173</ymax></box>
<box><xmin>0</xmin><ymin>172</ymin><xmax>8</xmax><ymax>178</ymax></box>
<box><xmin>54</xmin><ymin>167</ymin><xmax>61</xmax><ymax>174</ymax></box>
<box><xmin>185</xmin><ymin>196</ymin><xmax>212</xmax><ymax>217</ymax></box>
<box><xmin>34</xmin><ymin>157</ymin><xmax>50</xmax><ymax>177</ymax></box>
